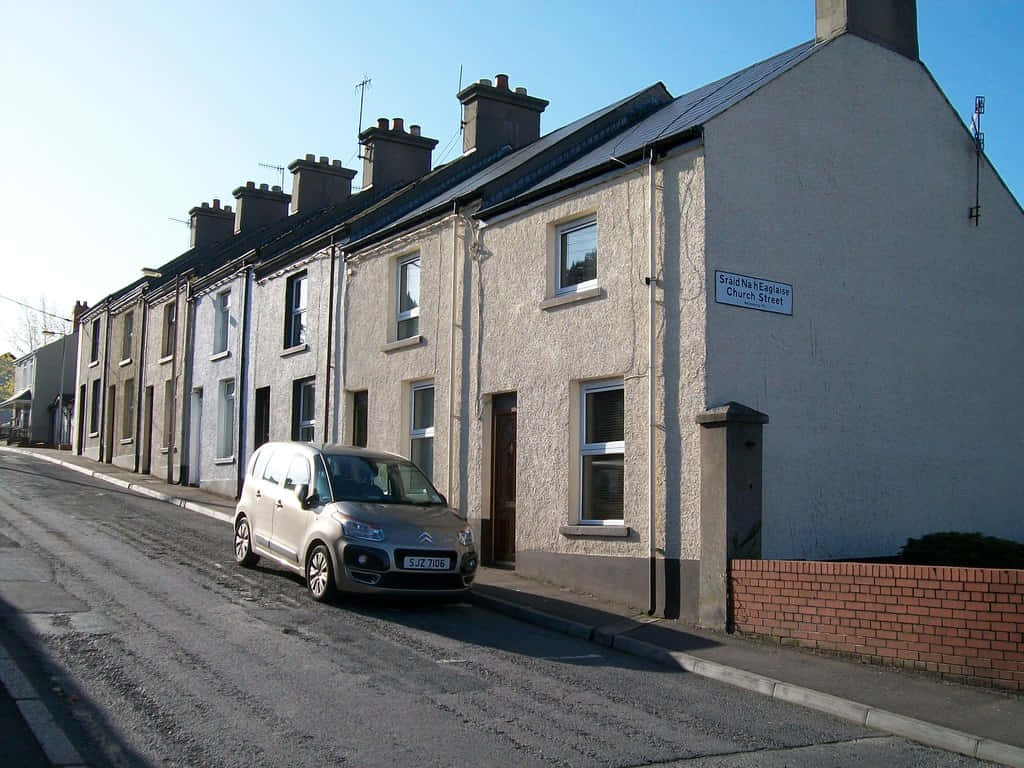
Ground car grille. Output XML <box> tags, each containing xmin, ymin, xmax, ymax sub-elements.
<box><xmin>375</xmin><ymin>572</ymin><xmax>469</xmax><ymax>590</ymax></box>
<box><xmin>393</xmin><ymin>549</ymin><xmax>458</xmax><ymax>571</ymax></box>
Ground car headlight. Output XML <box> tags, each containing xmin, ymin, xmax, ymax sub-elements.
<box><xmin>458</xmin><ymin>527</ymin><xmax>474</xmax><ymax>546</ymax></box>
<box><xmin>332</xmin><ymin>514</ymin><xmax>385</xmax><ymax>542</ymax></box>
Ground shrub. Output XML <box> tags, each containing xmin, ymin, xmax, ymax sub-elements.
<box><xmin>899</xmin><ymin>531</ymin><xmax>1024</xmax><ymax>569</ymax></box>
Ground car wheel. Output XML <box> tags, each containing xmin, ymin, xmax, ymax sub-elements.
<box><xmin>306</xmin><ymin>544</ymin><xmax>336</xmax><ymax>602</ymax></box>
<box><xmin>234</xmin><ymin>516</ymin><xmax>259</xmax><ymax>567</ymax></box>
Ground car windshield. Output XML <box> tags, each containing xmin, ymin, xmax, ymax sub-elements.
<box><xmin>321</xmin><ymin>454</ymin><xmax>444</xmax><ymax>505</ymax></box>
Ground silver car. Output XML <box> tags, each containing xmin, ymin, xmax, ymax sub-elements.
<box><xmin>232</xmin><ymin>443</ymin><xmax>478</xmax><ymax>601</ymax></box>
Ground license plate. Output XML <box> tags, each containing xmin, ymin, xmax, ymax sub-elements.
<box><xmin>403</xmin><ymin>557</ymin><xmax>450</xmax><ymax>570</ymax></box>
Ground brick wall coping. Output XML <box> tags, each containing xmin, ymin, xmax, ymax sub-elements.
<box><xmin>731</xmin><ymin>559</ymin><xmax>1022</xmax><ymax>584</ymax></box>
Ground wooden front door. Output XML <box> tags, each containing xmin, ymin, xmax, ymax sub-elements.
<box><xmin>490</xmin><ymin>393</ymin><xmax>517</xmax><ymax>564</ymax></box>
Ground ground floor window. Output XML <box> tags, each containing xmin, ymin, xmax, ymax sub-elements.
<box><xmin>410</xmin><ymin>381</ymin><xmax>434</xmax><ymax>481</ymax></box>
<box><xmin>580</xmin><ymin>379</ymin><xmax>624</xmax><ymax>524</ymax></box>
<box><xmin>292</xmin><ymin>377</ymin><xmax>315</xmax><ymax>442</ymax></box>
<box><xmin>217</xmin><ymin>378</ymin><xmax>235</xmax><ymax>458</ymax></box>
<box><xmin>89</xmin><ymin>379</ymin><xmax>101</xmax><ymax>435</ymax></box>
<box><xmin>122</xmin><ymin>378</ymin><xmax>135</xmax><ymax>439</ymax></box>
<box><xmin>352</xmin><ymin>390</ymin><xmax>368</xmax><ymax>448</ymax></box>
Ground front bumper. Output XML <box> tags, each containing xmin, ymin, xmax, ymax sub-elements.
<box><xmin>336</xmin><ymin>541</ymin><xmax>477</xmax><ymax>594</ymax></box>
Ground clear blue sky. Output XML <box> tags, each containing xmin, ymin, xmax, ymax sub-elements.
<box><xmin>2</xmin><ymin>0</ymin><xmax>1021</xmax><ymax>351</ymax></box>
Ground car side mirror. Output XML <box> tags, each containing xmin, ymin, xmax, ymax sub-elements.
<box><xmin>295</xmin><ymin>483</ymin><xmax>317</xmax><ymax>508</ymax></box>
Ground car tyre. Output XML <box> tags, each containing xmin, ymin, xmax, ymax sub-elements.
<box><xmin>233</xmin><ymin>516</ymin><xmax>259</xmax><ymax>567</ymax></box>
<box><xmin>307</xmin><ymin>544</ymin><xmax>336</xmax><ymax>603</ymax></box>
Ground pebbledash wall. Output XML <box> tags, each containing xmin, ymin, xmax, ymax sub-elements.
<box><xmin>730</xmin><ymin>560</ymin><xmax>1024</xmax><ymax>691</ymax></box>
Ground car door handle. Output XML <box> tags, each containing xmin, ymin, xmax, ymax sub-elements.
<box><xmin>255</xmin><ymin>489</ymin><xmax>262</xmax><ymax>499</ymax></box>
<box><xmin>275</xmin><ymin>500</ymin><xmax>283</xmax><ymax>509</ymax></box>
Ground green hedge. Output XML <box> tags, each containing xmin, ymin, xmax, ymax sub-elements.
<box><xmin>899</xmin><ymin>531</ymin><xmax>1024</xmax><ymax>569</ymax></box>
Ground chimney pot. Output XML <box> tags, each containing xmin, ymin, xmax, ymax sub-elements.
<box><xmin>319</xmin><ymin>155</ymin><xmax>329</xmax><ymax>164</ymax></box>
<box><xmin>246</xmin><ymin>181</ymin><xmax>255</xmax><ymax>189</ymax></box>
<box><xmin>392</xmin><ymin>117</ymin><xmax>404</xmax><ymax>132</ymax></box>
<box><xmin>305</xmin><ymin>153</ymin><xmax>315</xmax><ymax>161</ymax></box>
<box><xmin>515</xmin><ymin>87</ymin><xmax>527</xmax><ymax>95</ymax></box>
<box><xmin>272</xmin><ymin>185</ymin><xmax>282</xmax><ymax>192</ymax></box>
<box><xmin>377</xmin><ymin>117</ymin><xmax>389</xmax><ymax>130</ymax></box>
<box><xmin>495</xmin><ymin>73</ymin><xmax>509</xmax><ymax>90</ymax></box>
<box><xmin>479</xmin><ymin>78</ymin><xmax>492</xmax><ymax>86</ymax></box>
<box><xmin>225</xmin><ymin>205</ymin><xmax>232</xmax><ymax>213</ymax></box>
<box><xmin>332</xmin><ymin>159</ymin><xmax>342</xmax><ymax>167</ymax></box>
<box><xmin>410</xmin><ymin>124</ymin><xmax>421</xmax><ymax>136</ymax></box>
<box><xmin>213</xmin><ymin>198</ymin><xmax>221</xmax><ymax>209</ymax></box>
<box><xmin>201</xmin><ymin>201</ymin><xmax>210</xmax><ymax>208</ymax></box>
<box><xmin>259</xmin><ymin>183</ymin><xmax>269</xmax><ymax>191</ymax></box>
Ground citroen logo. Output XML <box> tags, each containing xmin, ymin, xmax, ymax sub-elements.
<box><xmin>418</xmin><ymin>531</ymin><xmax>434</xmax><ymax>544</ymax></box>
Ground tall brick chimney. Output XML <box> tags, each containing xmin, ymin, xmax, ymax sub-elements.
<box><xmin>231</xmin><ymin>182</ymin><xmax>291</xmax><ymax>234</ymax></box>
<box><xmin>815</xmin><ymin>0</ymin><xmax>918</xmax><ymax>60</ymax></box>
<box><xmin>188</xmin><ymin>199</ymin><xmax>234</xmax><ymax>249</ymax></box>
<box><xmin>288</xmin><ymin>155</ymin><xmax>357</xmax><ymax>215</ymax></box>
<box><xmin>358</xmin><ymin>118</ymin><xmax>438</xmax><ymax>192</ymax></box>
<box><xmin>458</xmin><ymin>74</ymin><xmax>549</xmax><ymax>156</ymax></box>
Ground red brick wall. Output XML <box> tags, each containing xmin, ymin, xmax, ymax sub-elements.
<box><xmin>729</xmin><ymin>560</ymin><xmax>1024</xmax><ymax>691</ymax></box>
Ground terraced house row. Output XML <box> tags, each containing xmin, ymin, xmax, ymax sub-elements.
<box><xmin>70</xmin><ymin>0</ymin><xmax>1024</xmax><ymax>625</ymax></box>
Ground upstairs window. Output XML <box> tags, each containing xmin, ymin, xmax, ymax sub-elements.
<box><xmin>122</xmin><ymin>378</ymin><xmax>135</xmax><ymax>439</ymax></box>
<box><xmin>90</xmin><ymin>318</ymin><xmax>101</xmax><ymax>363</ymax></box>
<box><xmin>397</xmin><ymin>254</ymin><xmax>420</xmax><ymax>340</ymax></box>
<box><xmin>213</xmin><ymin>290</ymin><xmax>230</xmax><ymax>355</ymax></box>
<box><xmin>579</xmin><ymin>380</ymin><xmax>624</xmax><ymax>524</ymax></box>
<box><xmin>161</xmin><ymin>302</ymin><xmax>176</xmax><ymax>358</ymax></box>
<box><xmin>409</xmin><ymin>381</ymin><xmax>434</xmax><ymax>481</ymax></box>
<box><xmin>556</xmin><ymin>217</ymin><xmax>597</xmax><ymax>295</ymax></box>
<box><xmin>217</xmin><ymin>378</ymin><xmax>235</xmax><ymax>458</ymax></box>
<box><xmin>89</xmin><ymin>379</ymin><xmax>101</xmax><ymax>434</ymax></box>
<box><xmin>121</xmin><ymin>311</ymin><xmax>134</xmax><ymax>362</ymax></box>
<box><xmin>285</xmin><ymin>272</ymin><xmax>308</xmax><ymax>348</ymax></box>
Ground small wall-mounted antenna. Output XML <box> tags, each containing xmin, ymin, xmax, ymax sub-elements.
<box><xmin>356</xmin><ymin>76</ymin><xmax>372</xmax><ymax>160</ymax></box>
<box><xmin>168</xmin><ymin>216</ymin><xmax>191</xmax><ymax>229</ymax></box>
<box><xmin>458</xmin><ymin>64</ymin><xmax>464</xmax><ymax>134</ymax></box>
<box><xmin>969</xmin><ymin>95</ymin><xmax>985</xmax><ymax>226</ymax></box>
<box><xmin>259</xmin><ymin>162</ymin><xmax>286</xmax><ymax>189</ymax></box>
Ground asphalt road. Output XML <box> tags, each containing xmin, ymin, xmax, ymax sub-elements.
<box><xmin>0</xmin><ymin>453</ymin><xmax>992</xmax><ymax>767</ymax></box>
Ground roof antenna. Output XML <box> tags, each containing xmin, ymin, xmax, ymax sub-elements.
<box><xmin>458</xmin><ymin>64</ymin><xmax>464</xmax><ymax>134</ymax></box>
<box><xmin>356</xmin><ymin>75</ymin><xmax>372</xmax><ymax>160</ymax></box>
<box><xmin>969</xmin><ymin>96</ymin><xmax>985</xmax><ymax>226</ymax></box>
<box><xmin>167</xmin><ymin>216</ymin><xmax>191</xmax><ymax>229</ymax></box>
<box><xmin>258</xmin><ymin>162</ymin><xmax>286</xmax><ymax>190</ymax></box>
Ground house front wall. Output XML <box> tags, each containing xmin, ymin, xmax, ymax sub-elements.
<box><xmin>141</xmin><ymin>288</ymin><xmax>188</xmax><ymax>481</ymax></box>
<box><xmin>704</xmin><ymin>33</ymin><xmax>1024</xmax><ymax>559</ymax></box>
<box><xmin>190</xmin><ymin>272</ymin><xmax>246</xmax><ymax>497</ymax></box>
<box><xmin>466</xmin><ymin>151</ymin><xmax>707</xmax><ymax>613</ymax></box>
<box><xmin>107</xmin><ymin>299</ymin><xmax>143</xmax><ymax>470</ymax></box>
<box><xmin>342</xmin><ymin>219</ymin><xmax>457</xmax><ymax>498</ymax></box>
<box><xmin>248</xmin><ymin>252</ymin><xmax>333</xmax><ymax>454</ymax></box>
<box><xmin>74</xmin><ymin>307</ymin><xmax>107</xmax><ymax>461</ymax></box>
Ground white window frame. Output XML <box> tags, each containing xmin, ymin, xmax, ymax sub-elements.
<box><xmin>217</xmin><ymin>378</ymin><xmax>235</xmax><ymax>459</ymax></box>
<box><xmin>90</xmin><ymin>318</ymin><xmax>101</xmax><ymax>363</ymax></box>
<box><xmin>396</xmin><ymin>253</ymin><xmax>421</xmax><ymax>340</ymax></box>
<box><xmin>579</xmin><ymin>379</ymin><xmax>624</xmax><ymax>525</ymax></box>
<box><xmin>286</xmin><ymin>272</ymin><xmax>308</xmax><ymax>348</ymax></box>
<box><xmin>161</xmin><ymin>302</ymin><xmax>177</xmax><ymax>358</ymax></box>
<box><xmin>122</xmin><ymin>378</ymin><xmax>135</xmax><ymax>440</ymax></box>
<box><xmin>409</xmin><ymin>380</ymin><xmax>434</xmax><ymax>479</ymax></box>
<box><xmin>121</xmin><ymin>311</ymin><xmax>134</xmax><ymax>362</ymax></box>
<box><xmin>213</xmin><ymin>290</ymin><xmax>230</xmax><ymax>355</ymax></box>
<box><xmin>295</xmin><ymin>377</ymin><xmax>315</xmax><ymax>443</ymax></box>
<box><xmin>556</xmin><ymin>216</ymin><xmax>598</xmax><ymax>296</ymax></box>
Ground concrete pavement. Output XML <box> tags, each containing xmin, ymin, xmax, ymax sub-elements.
<box><xmin>2</xmin><ymin>445</ymin><xmax>1023</xmax><ymax>767</ymax></box>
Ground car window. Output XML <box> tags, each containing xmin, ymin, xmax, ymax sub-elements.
<box><xmin>314</xmin><ymin>458</ymin><xmax>332</xmax><ymax>501</ymax></box>
<box><xmin>283</xmin><ymin>456</ymin><xmax>311</xmax><ymax>491</ymax></box>
<box><xmin>323</xmin><ymin>454</ymin><xmax>443</xmax><ymax>505</ymax></box>
<box><xmin>252</xmin><ymin>447</ymin><xmax>271</xmax><ymax>480</ymax></box>
<box><xmin>264</xmin><ymin>451</ymin><xmax>290</xmax><ymax>486</ymax></box>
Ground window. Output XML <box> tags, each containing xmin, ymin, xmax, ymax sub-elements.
<box><xmin>285</xmin><ymin>271</ymin><xmax>308</xmax><ymax>348</ymax></box>
<box><xmin>292</xmin><ymin>377</ymin><xmax>315</xmax><ymax>442</ymax></box>
<box><xmin>89</xmin><ymin>379</ymin><xmax>101</xmax><ymax>434</ymax></box>
<box><xmin>283</xmin><ymin>456</ymin><xmax>311</xmax><ymax>492</ymax></box>
<box><xmin>410</xmin><ymin>381</ymin><xmax>434</xmax><ymax>481</ymax></box>
<box><xmin>397</xmin><ymin>254</ymin><xmax>420</xmax><ymax>340</ymax></box>
<box><xmin>557</xmin><ymin>217</ymin><xmax>597</xmax><ymax>295</ymax></box>
<box><xmin>217</xmin><ymin>378</ymin><xmax>235</xmax><ymax>458</ymax></box>
<box><xmin>263</xmin><ymin>450</ymin><xmax>289</xmax><ymax>486</ymax></box>
<box><xmin>90</xmin><ymin>318</ymin><xmax>101</xmax><ymax>363</ymax></box>
<box><xmin>161</xmin><ymin>302</ymin><xmax>176</xmax><ymax>358</ymax></box>
<box><xmin>579</xmin><ymin>380</ymin><xmax>624</xmax><ymax>524</ymax></box>
<box><xmin>122</xmin><ymin>378</ymin><xmax>135</xmax><ymax>439</ymax></box>
<box><xmin>121</xmin><ymin>311</ymin><xmax>134</xmax><ymax>362</ymax></box>
<box><xmin>213</xmin><ymin>290</ymin><xmax>230</xmax><ymax>354</ymax></box>
<box><xmin>163</xmin><ymin>379</ymin><xmax>174</xmax><ymax>447</ymax></box>
<box><xmin>352</xmin><ymin>390</ymin><xmax>368</xmax><ymax>448</ymax></box>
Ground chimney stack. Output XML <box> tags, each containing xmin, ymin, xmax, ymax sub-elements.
<box><xmin>72</xmin><ymin>301</ymin><xmax>89</xmax><ymax>328</ymax></box>
<box><xmin>358</xmin><ymin>118</ymin><xmax>438</xmax><ymax>191</ymax></box>
<box><xmin>815</xmin><ymin>0</ymin><xmax>918</xmax><ymax>60</ymax></box>
<box><xmin>188</xmin><ymin>198</ymin><xmax>235</xmax><ymax>249</ymax></box>
<box><xmin>287</xmin><ymin>154</ymin><xmax>358</xmax><ymax>215</ymax></box>
<box><xmin>457</xmin><ymin>74</ymin><xmax>549</xmax><ymax>156</ymax></box>
<box><xmin>231</xmin><ymin>182</ymin><xmax>291</xmax><ymax>234</ymax></box>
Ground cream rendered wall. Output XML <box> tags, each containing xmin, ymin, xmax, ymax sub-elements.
<box><xmin>141</xmin><ymin>288</ymin><xmax>188</xmax><ymax>480</ymax></box>
<box><xmin>466</xmin><ymin>156</ymin><xmax>706</xmax><ymax>569</ymax></box>
<box><xmin>248</xmin><ymin>252</ymin><xmax>332</xmax><ymax>447</ymax></box>
<box><xmin>703</xmin><ymin>34</ymin><xmax>1024</xmax><ymax>559</ymax></box>
<box><xmin>74</xmin><ymin>308</ymin><xmax>106</xmax><ymax>461</ymax></box>
<box><xmin>106</xmin><ymin>299</ymin><xmax>144</xmax><ymax>471</ymax></box>
<box><xmin>342</xmin><ymin>220</ymin><xmax>458</xmax><ymax>499</ymax></box>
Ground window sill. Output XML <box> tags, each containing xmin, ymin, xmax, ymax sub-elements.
<box><xmin>210</xmin><ymin>350</ymin><xmax>230</xmax><ymax>362</ymax></box>
<box><xmin>382</xmin><ymin>335</ymin><xmax>422</xmax><ymax>354</ymax></box>
<box><xmin>160</xmin><ymin>447</ymin><xmax>169</xmax><ymax>455</ymax></box>
<box><xmin>281</xmin><ymin>343</ymin><xmax>308</xmax><ymax>358</ymax></box>
<box><xmin>560</xmin><ymin>524</ymin><xmax>630</xmax><ymax>538</ymax></box>
<box><xmin>540</xmin><ymin>286</ymin><xmax>603</xmax><ymax>311</ymax></box>
<box><xmin>88</xmin><ymin>360</ymin><xmax>99</xmax><ymax>368</ymax></box>
<box><xmin>159</xmin><ymin>354</ymin><xmax>173</xmax><ymax>365</ymax></box>
<box><xmin>120</xmin><ymin>438</ymin><xmax>134</xmax><ymax>445</ymax></box>
<box><xmin>118</xmin><ymin>358</ymin><xmax>133</xmax><ymax>367</ymax></box>
<box><xmin>214</xmin><ymin>456</ymin><xmax>236</xmax><ymax>465</ymax></box>
<box><xmin>88</xmin><ymin>431</ymin><xmax>99</xmax><ymax>438</ymax></box>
